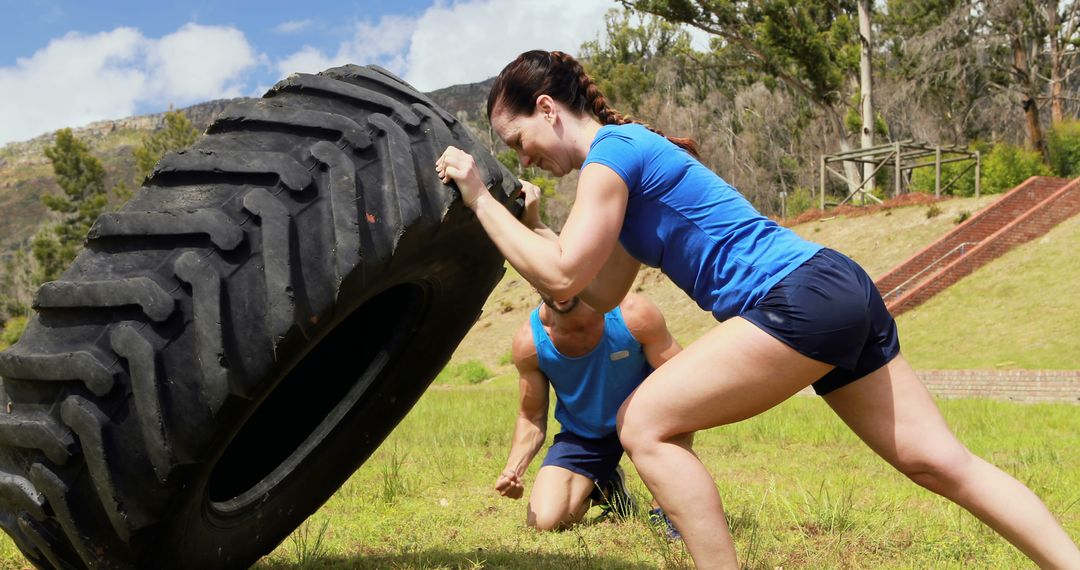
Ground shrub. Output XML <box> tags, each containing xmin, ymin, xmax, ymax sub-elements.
<box><xmin>954</xmin><ymin>210</ymin><xmax>971</xmax><ymax>225</ymax></box>
<box><xmin>784</xmin><ymin>187</ymin><xmax>815</xmax><ymax>218</ymax></box>
<box><xmin>925</xmin><ymin>204</ymin><xmax>942</xmax><ymax>218</ymax></box>
<box><xmin>1048</xmin><ymin>120</ymin><xmax>1080</xmax><ymax>178</ymax></box>
<box><xmin>909</xmin><ymin>142</ymin><xmax>989</xmax><ymax>197</ymax></box>
<box><xmin>982</xmin><ymin>142</ymin><xmax>1052</xmax><ymax>194</ymax></box>
<box><xmin>0</xmin><ymin>316</ymin><xmax>27</xmax><ymax>351</ymax></box>
<box><xmin>911</xmin><ymin>158</ymin><xmax>979</xmax><ymax>197</ymax></box>
<box><xmin>435</xmin><ymin>360</ymin><xmax>493</xmax><ymax>385</ymax></box>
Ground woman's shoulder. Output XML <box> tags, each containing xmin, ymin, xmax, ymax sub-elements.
<box><xmin>595</xmin><ymin>122</ymin><xmax>653</xmax><ymax>141</ymax></box>
<box><xmin>589</xmin><ymin>123</ymin><xmax>665</xmax><ymax>157</ymax></box>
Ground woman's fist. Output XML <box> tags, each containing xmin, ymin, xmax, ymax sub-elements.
<box><xmin>436</xmin><ymin>146</ymin><xmax>486</xmax><ymax>209</ymax></box>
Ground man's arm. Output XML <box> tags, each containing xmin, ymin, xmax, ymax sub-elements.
<box><xmin>495</xmin><ymin>322</ymin><xmax>551</xmax><ymax>499</ymax></box>
<box><xmin>619</xmin><ymin>292</ymin><xmax>682</xmax><ymax>369</ymax></box>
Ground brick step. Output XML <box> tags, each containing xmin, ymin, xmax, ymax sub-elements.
<box><xmin>885</xmin><ymin>177</ymin><xmax>1080</xmax><ymax>316</ymax></box>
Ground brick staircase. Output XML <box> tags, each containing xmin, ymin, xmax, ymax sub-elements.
<box><xmin>875</xmin><ymin>176</ymin><xmax>1080</xmax><ymax>316</ymax></box>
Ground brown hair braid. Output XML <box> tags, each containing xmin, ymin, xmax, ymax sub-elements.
<box><xmin>486</xmin><ymin>50</ymin><xmax>699</xmax><ymax>158</ymax></box>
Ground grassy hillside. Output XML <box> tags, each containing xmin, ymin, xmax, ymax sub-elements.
<box><xmin>449</xmin><ymin>193</ymin><xmax>1077</xmax><ymax>375</ymax></box>
<box><xmin>787</xmin><ymin>195</ymin><xmax>1000</xmax><ymax>279</ymax></box>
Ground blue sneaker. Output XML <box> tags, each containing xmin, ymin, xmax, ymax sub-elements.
<box><xmin>648</xmin><ymin>507</ymin><xmax>682</xmax><ymax>540</ymax></box>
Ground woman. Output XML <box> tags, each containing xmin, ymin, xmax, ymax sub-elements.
<box><xmin>436</xmin><ymin>50</ymin><xmax>1079</xmax><ymax>568</ymax></box>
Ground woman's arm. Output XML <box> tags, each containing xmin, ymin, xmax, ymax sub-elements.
<box><xmin>579</xmin><ymin>241</ymin><xmax>640</xmax><ymax>313</ymax></box>
<box><xmin>438</xmin><ymin>148</ymin><xmax>630</xmax><ymax>308</ymax></box>
<box><xmin>519</xmin><ymin>178</ymin><xmax>639</xmax><ymax>311</ymax></box>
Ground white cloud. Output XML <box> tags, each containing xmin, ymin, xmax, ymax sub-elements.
<box><xmin>276</xmin><ymin>45</ymin><xmax>345</xmax><ymax>77</ymax></box>
<box><xmin>347</xmin><ymin>14</ymin><xmax>415</xmax><ymax>73</ymax></box>
<box><xmin>0</xmin><ymin>28</ymin><xmax>147</xmax><ymax>146</ymax></box>
<box><xmin>273</xmin><ymin>0</ymin><xmax>613</xmax><ymax>92</ymax></box>
<box><xmin>275</xmin><ymin>14</ymin><xmax>418</xmax><ymax>78</ymax></box>
<box><xmin>403</xmin><ymin>0</ymin><xmax>612</xmax><ymax>91</ymax></box>
<box><xmin>273</xmin><ymin>19</ymin><xmax>313</xmax><ymax>34</ymax></box>
<box><xmin>147</xmin><ymin>24</ymin><xmax>259</xmax><ymax>103</ymax></box>
<box><xmin>0</xmin><ymin>24</ymin><xmax>261</xmax><ymax>146</ymax></box>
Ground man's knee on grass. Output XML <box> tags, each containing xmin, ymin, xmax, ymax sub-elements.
<box><xmin>526</xmin><ymin>500</ymin><xmax>585</xmax><ymax>532</ymax></box>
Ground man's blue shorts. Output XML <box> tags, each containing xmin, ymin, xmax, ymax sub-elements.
<box><xmin>741</xmin><ymin>248</ymin><xmax>901</xmax><ymax>395</ymax></box>
<box><xmin>540</xmin><ymin>430</ymin><xmax>623</xmax><ymax>486</ymax></box>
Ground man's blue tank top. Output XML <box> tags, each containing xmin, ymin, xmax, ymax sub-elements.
<box><xmin>529</xmin><ymin>306</ymin><xmax>651</xmax><ymax>439</ymax></box>
<box><xmin>582</xmin><ymin>123</ymin><xmax>823</xmax><ymax>321</ymax></box>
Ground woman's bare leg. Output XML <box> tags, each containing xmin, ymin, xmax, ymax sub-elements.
<box><xmin>617</xmin><ymin>317</ymin><xmax>834</xmax><ymax>569</ymax></box>
<box><xmin>824</xmin><ymin>354</ymin><xmax>1080</xmax><ymax>568</ymax></box>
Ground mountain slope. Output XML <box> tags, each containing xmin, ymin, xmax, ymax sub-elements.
<box><xmin>0</xmin><ymin>99</ymin><xmax>242</xmax><ymax>256</ymax></box>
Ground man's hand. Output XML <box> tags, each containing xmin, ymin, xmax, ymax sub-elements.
<box><xmin>436</xmin><ymin>146</ymin><xmax>487</xmax><ymax>209</ymax></box>
<box><xmin>494</xmin><ymin>468</ymin><xmax>525</xmax><ymax>499</ymax></box>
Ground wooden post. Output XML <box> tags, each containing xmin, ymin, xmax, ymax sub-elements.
<box><xmin>820</xmin><ymin>156</ymin><xmax>826</xmax><ymax>210</ymax></box>
<box><xmin>935</xmin><ymin>146</ymin><xmax>942</xmax><ymax>198</ymax></box>
<box><xmin>975</xmin><ymin>151</ymin><xmax>982</xmax><ymax>198</ymax></box>
<box><xmin>894</xmin><ymin>141</ymin><xmax>902</xmax><ymax>197</ymax></box>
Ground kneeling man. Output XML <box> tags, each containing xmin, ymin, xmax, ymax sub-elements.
<box><xmin>496</xmin><ymin>291</ymin><xmax>683</xmax><ymax>533</ymax></box>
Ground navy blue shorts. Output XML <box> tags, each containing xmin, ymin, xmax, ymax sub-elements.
<box><xmin>540</xmin><ymin>430</ymin><xmax>624</xmax><ymax>487</ymax></box>
<box><xmin>741</xmin><ymin>248</ymin><xmax>901</xmax><ymax>395</ymax></box>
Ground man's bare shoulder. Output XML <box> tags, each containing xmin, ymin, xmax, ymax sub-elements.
<box><xmin>511</xmin><ymin>318</ymin><xmax>539</xmax><ymax>369</ymax></box>
<box><xmin>618</xmin><ymin>293</ymin><xmax>668</xmax><ymax>343</ymax></box>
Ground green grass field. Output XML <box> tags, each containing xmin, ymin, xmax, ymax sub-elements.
<box><xmin>242</xmin><ymin>384</ymin><xmax>1079</xmax><ymax>569</ymax></box>
<box><xmin>3</xmin><ymin>384</ymin><xmax>1072</xmax><ymax>569</ymax></box>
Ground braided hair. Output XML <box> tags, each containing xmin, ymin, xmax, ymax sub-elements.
<box><xmin>486</xmin><ymin>50</ymin><xmax>699</xmax><ymax>158</ymax></box>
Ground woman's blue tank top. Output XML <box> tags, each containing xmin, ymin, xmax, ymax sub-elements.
<box><xmin>529</xmin><ymin>306</ymin><xmax>651</xmax><ymax>438</ymax></box>
<box><xmin>581</xmin><ymin>123</ymin><xmax>823</xmax><ymax>321</ymax></box>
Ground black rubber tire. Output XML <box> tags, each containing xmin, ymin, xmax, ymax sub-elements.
<box><xmin>0</xmin><ymin>64</ymin><xmax>521</xmax><ymax>569</ymax></box>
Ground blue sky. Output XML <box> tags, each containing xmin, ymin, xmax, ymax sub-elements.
<box><xmin>0</xmin><ymin>0</ymin><xmax>635</xmax><ymax>146</ymax></box>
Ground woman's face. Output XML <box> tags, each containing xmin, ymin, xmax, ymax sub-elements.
<box><xmin>490</xmin><ymin>97</ymin><xmax>571</xmax><ymax>176</ymax></box>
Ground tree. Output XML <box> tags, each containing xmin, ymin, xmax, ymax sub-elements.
<box><xmin>580</xmin><ymin>9</ymin><xmax>694</xmax><ymax>112</ymax></box>
<box><xmin>986</xmin><ymin>0</ymin><xmax>1053</xmax><ymax>162</ymax></box>
<box><xmin>858</xmin><ymin>0</ymin><xmax>876</xmax><ymax>198</ymax></box>
<box><xmin>0</xmin><ymin>316</ymin><xmax>28</xmax><ymax>352</ymax></box>
<box><xmin>622</xmin><ymin>0</ymin><xmax>867</xmax><ymax>194</ymax></box>
<box><xmin>133</xmin><ymin>108</ymin><xmax>199</xmax><ymax>184</ymax></box>
<box><xmin>38</xmin><ymin>128</ymin><xmax>110</xmax><ymax>282</ymax></box>
<box><xmin>1043</xmin><ymin>0</ymin><xmax>1080</xmax><ymax>125</ymax></box>
<box><xmin>974</xmin><ymin>0</ymin><xmax>1078</xmax><ymax>162</ymax></box>
<box><xmin>878</xmin><ymin>0</ymin><xmax>989</xmax><ymax>142</ymax></box>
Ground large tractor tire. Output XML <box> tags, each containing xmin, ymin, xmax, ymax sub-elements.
<box><xmin>0</xmin><ymin>65</ymin><xmax>521</xmax><ymax>569</ymax></box>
